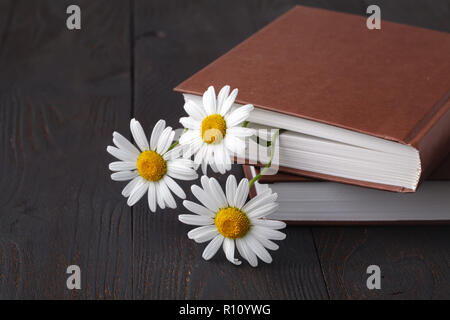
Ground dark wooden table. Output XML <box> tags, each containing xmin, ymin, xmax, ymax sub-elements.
<box><xmin>0</xmin><ymin>0</ymin><xmax>449</xmax><ymax>300</ymax></box>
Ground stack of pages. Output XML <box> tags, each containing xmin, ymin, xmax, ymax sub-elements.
<box><xmin>243</xmin><ymin>160</ymin><xmax>450</xmax><ymax>223</ymax></box>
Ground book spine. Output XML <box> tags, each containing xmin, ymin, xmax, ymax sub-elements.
<box><xmin>407</xmin><ymin>92</ymin><xmax>450</xmax><ymax>180</ymax></box>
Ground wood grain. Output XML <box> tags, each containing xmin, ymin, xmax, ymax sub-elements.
<box><xmin>312</xmin><ymin>227</ymin><xmax>450</xmax><ymax>299</ymax></box>
<box><xmin>0</xmin><ymin>0</ymin><xmax>133</xmax><ymax>299</ymax></box>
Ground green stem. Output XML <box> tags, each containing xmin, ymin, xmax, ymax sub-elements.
<box><xmin>248</xmin><ymin>129</ymin><xmax>280</xmax><ymax>189</ymax></box>
<box><xmin>167</xmin><ymin>129</ymin><xmax>188</xmax><ymax>152</ymax></box>
<box><xmin>167</xmin><ymin>140</ymin><xmax>179</xmax><ymax>151</ymax></box>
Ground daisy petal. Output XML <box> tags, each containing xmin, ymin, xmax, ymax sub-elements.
<box><xmin>179</xmin><ymin>129</ymin><xmax>199</xmax><ymax>145</ymax></box>
<box><xmin>225</xmin><ymin>104</ymin><xmax>254</xmax><ymax>127</ymax></box>
<box><xmin>113</xmin><ymin>132</ymin><xmax>140</xmax><ymax>156</ymax></box>
<box><xmin>167</xmin><ymin>162</ymin><xmax>197</xmax><ymax>176</ymax></box>
<box><xmin>184</xmin><ymin>100</ymin><xmax>206</xmax><ymax>121</ymax></box>
<box><xmin>209</xmin><ymin>178</ymin><xmax>228</xmax><ymax>208</ymax></box>
<box><xmin>219</xmin><ymin>88</ymin><xmax>238</xmax><ymax>116</ymax></box>
<box><xmin>180</xmin><ymin>136</ymin><xmax>202</xmax><ymax>159</ymax></box>
<box><xmin>235</xmin><ymin>238</ymin><xmax>249</xmax><ymax>262</ymax></box>
<box><xmin>127</xmin><ymin>178</ymin><xmax>148</xmax><ymax>206</ymax></box>
<box><xmin>236</xmin><ymin>238</ymin><xmax>258</xmax><ymax>267</ymax></box>
<box><xmin>234</xmin><ymin>178</ymin><xmax>249</xmax><ymax>209</ymax></box>
<box><xmin>179</xmin><ymin>214</ymin><xmax>214</xmax><ymax>226</ymax></box>
<box><xmin>223</xmin><ymin>238</ymin><xmax>241</xmax><ymax>265</ymax></box>
<box><xmin>223</xmin><ymin>148</ymin><xmax>232</xmax><ymax>171</ymax></box>
<box><xmin>246</xmin><ymin>235</ymin><xmax>272</xmax><ymax>264</ymax></box>
<box><xmin>222</xmin><ymin>145</ymin><xmax>232</xmax><ymax>168</ymax></box>
<box><xmin>159</xmin><ymin>180</ymin><xmax>177</xmax><ymax>209</ymax></box>
<box><xmin>247</xmin><ymin>202</ymin><xmax>279</xmax><ymax>219</ymax></box>
<box><xmin>163</xmin><ymin>145</ymin><xmax>183</xmax><ymax>160</ymax></box>
<box><xmin>191</xmin><ymin>185</ymin><xmax>220</xmax><ymax>212</ymax></box>
<box><xmin>107</xmin><ymin>146</ymin><xmax>138</xmax><ymax>162</ymax></box>
<box><xmin>122</xmin><ymin>176</ymin><xmax>141</xmax><ymax>197</ymax></box>
<box><xmin>155</xmin><ymin>182</ymin><xmax>166</xmax><ymax>209</ymax></box>
<box><xmin>111</xmin><ymin>171</ymin><xmax>138</xmax><ymax>181</ymax></box>
<box><xmin>187</xmin><ymin>226</ymin><xmax>219</xmax><ymax>243</ymax></box>
<box><xmin>183</xmin><ymin>200</ymin><xmax>216</xmax><ymax>218</ymax></box>
<box><xmin>203</xmin><ymin>146</ymin><xmax>214</xmax><ymax>172</ymax></box>
<box><xmin>202</xmin><ymin>86</ymin><xmax>217</xmax><ymax>115</ymax></box>
<box><xmin>163</xmin><ymin>176</ymin><xmax>186</xmax><ymax>199</ymax></box>
<box><xmin>161</xmin><ymin>129</ymin><xmax>176</xmax><ymax>155</ymax></box>
<box><xmin>227</xmin><ymin>127</ymin><xmax>255</xmax><ymax>137</ymax></box>
<box><xmin>157</xmin><ymin>127</ymin><xmax>174</xmax><ymax>154</ymax></box>
<box><xmin>169</xmin><ymin>158</ymin><xmax>195</xmax><ymax>168</ymax></box>
<box><xmin>180</xmin><ymin>117</ymin><xmax>201</xmax><ymax>130</ymax></box>
<box><xmin>194</xmin><ymin>144</ymin><xmax>208</xmax><ymax>166</ymax></box>
<box><xmin>217</xmin><ymin>85</ymin><xmax>230</xmax><ymax>114</ymax></box>
<box><xmin>251</xmin><ymin>230</ymin><xmax>279</xmax><ymax>251</ymax></box>
<box><xmin>252</xmin><ymin>226</ymin><xmax>286</xmax><ymax>241</ymax></box>
<box><xmin>198</xmin><ymin>175</ymin><xmax>210</xmax><ymax>193</ymax></box>
<box><xmin>150</xmin><ymin>120</ymin><xmax>166</xmax><ymax>150</ymax></box>
<box><xmin>202</xmin><ymin>234</ymin><xmax>224</xmax><ymax>260</ymax></box>
<box><xmin>201</xmin><ymin>160</ymin><xmax>208</xmax><ymax>175</ymax></box>
<box><xmin>224</xmin><ymin>135</ymin><xmax>246</xmax><ymax>155</ymax></box>
<box><xmin>213</xmin><ymin>145</ymin><xmax>226</xmax><ymax>174</ymax></box>
<box><xmin>166</xmin><ymin>170</ymin><xmax>198</xmax><ymax>181</ymax></box>
<box><xmin>130</xmin><ymin>119</ymin><xmax>150</xmax><ymax>151</ymax></box>
<box><xmin>148</xmin><ymin>182</ymin><xmax>156</xmax><ymax>212</ymax></box>
<box><xmin>251</xmin><ymin>219</ymin><xmax>286</xmax><ymax>230</ymax></box>
<box><xmin>209</xmin><ymin>160</ymin><xmax>221</xmax><ymax>174</ymax></box>
<box><xmin>109</xmin><ymin>161</ymin><xmax>137</xmax><ymax>172</ymax></box>
<box><xmin>199</xmin><ymin>176</ymin><xmax>222</xmax><ymax>210</ymax></box>
<box><xmin>226</xmin><ymin>175</ymin><xmax>237</xmax><ymax>207</ymax></box>
<box><xmin>200</xmin><ymin>175</ymin><xmax>210</xmax><ymax>190</ymax></box>
<box><xmin>242</xmin><ymin>190</ymin><xmax>277</xmax><ymax>213</ymax></box>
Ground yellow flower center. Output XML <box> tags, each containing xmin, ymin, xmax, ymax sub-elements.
<box><xmin>201</xmin><ymin>114</ymin><xmax>227</xmax><ymax>144</ymax></box>
<box><xmin>215</xmin><ymin>207</ymin><xmax>250</xmax><ymax>239</ymax></box>
<box><xmin>136</xmin><ymin>150</ymin><xmax>167</xmax><ymax>182</ymax></box>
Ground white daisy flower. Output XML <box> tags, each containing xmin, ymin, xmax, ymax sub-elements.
<box><xmin>179</xmin><ymin>86</ymin><xmax>255</xmax><ymax>175</ymax></box>
<box><xmin>179</xmin><ymin>175</ymin><xmax>286</xmax><ymax>267</ymax></box>
<box><xmin>107</xmin><ymin>119</ymin><xmax>198</xmax><ymax>212</ymax></box>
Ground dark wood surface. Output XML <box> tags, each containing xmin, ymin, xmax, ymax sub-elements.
<box><xmin>0</xmin><ymin>0</ymin><xmax>449</xmax><ymax>299</ymax></box>
<box><xmin>0</xmin><ymin>0</ymin><xmax>133</xmax><ymax>299</ymax></box>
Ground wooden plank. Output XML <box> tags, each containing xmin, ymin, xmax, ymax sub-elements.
<box><xmin>132</xmin><ymin>0</ymin><xmax>329</xmax><ymax>299</ymax></box>
<box><xmin>312</xmin><ymin>227</ymin><xmax>450</xmax><ymax>299</ymax></box>
<box><xmin>0</xmin><ymin>0</ymin><xmax>132</xmax><ymax>299</ymax></box>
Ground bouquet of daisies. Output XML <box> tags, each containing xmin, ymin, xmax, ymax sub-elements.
<box><xmin>107</xmin><ymin>86</ymin><xmax>286</xmax><ymax>267</ymax></box>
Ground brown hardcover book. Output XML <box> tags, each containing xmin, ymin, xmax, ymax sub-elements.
<box><xmin>243</xmin><ymin>154</ymin><xmax>450</xmax><ymax>225</ymax></box>
<box><xmin>175</xmin><ymin>6</ymin><xmax>450</xmax><ymax>193</ymax></box>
